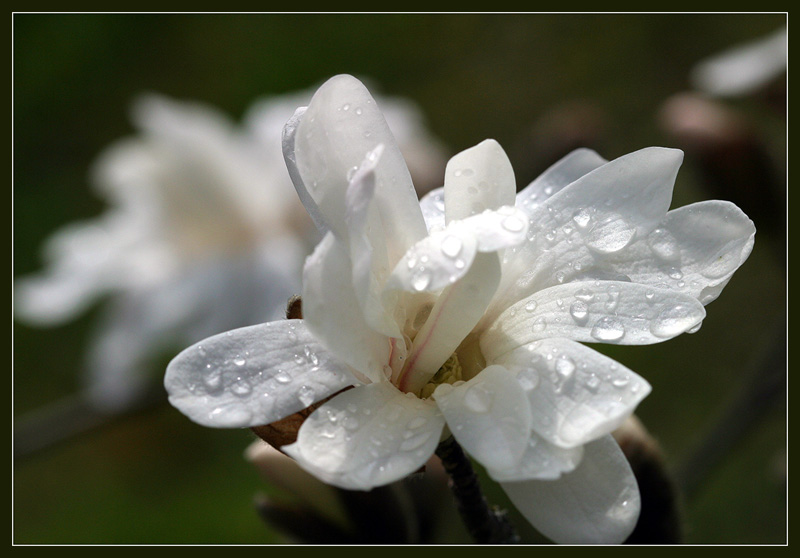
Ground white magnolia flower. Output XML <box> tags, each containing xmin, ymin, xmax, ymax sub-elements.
<box><xmin>15</xmin><ymin>85</ymin><xmax>447</xmax><ymax>412</ymax></box>
<box><xmin>165</xmin><ymin>75</ymin><xmax>755</xmax><ymax>544</ymax></box>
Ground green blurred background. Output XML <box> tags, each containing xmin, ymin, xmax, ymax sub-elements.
<box><xmin>13</xmin><ymin>13</ymin><xmax>786</xmax><ymax>544</ymax></box>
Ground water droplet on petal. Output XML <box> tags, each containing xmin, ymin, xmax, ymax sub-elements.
<box><xmin>412</xmin><ymin>269</ymin><xmax>432</xmax><ymax>291</ymax></box>
<box><xmin>464</xmin><ymin>383</ymin><xmax>493</xmax><ymax>413</ymax></box>
<box><xmin>502</xmin><ymin>214</ymin><xmax>525</xmax><ymax>233</ymax></box>
<box><xmin>586</xmin><ymin>218</ymin><xmax>636</xmax><ymax>254</ymax></box>
<box><xmin>668</xmin><ymin>267</ymin><xmax>683</xmax><ymax>280</ymax></box>
<box><xmin>555</xmin><ymin>356</ymin><xmax>576</xmax><ymax>379</ymax></box>
<box><xmin>275</xmin><ymin>370</ymin><xmax>292</xmax><ymax>384</ymax></box>
<box><xmin>570</xmin><ymin>300</ymin><xmax>589</xmax><ymax>324</ymax></box>
<box><xmin>516</xmin><ymin>368</ymin><xmax>539</xmax><ymax>391</ymax></box>
<box><xmin>441</xmin><ymin>235</ymin><xmax>462</xmax><ymax>258</ymax></box>
<box><xmin>650</xmin><ymin>304</ymin><xmax>699</xmax><ymax>338</ymax></box>
<box><xmin>531</xmin><ymin>316</ymin><xmax>547</xmax><ymax>333</ymax></box>
<box><xmin>304</xmin><ymin>345</ymin><xmax>319</xmax><ymax>366</ymax></box>
<box><xmin>591</xmin><ymin>316</ymin><xmax>626</xmax><ymax>341</ymax></box>
<box><xmin>233</xmin><ymin>355</ymin><xmax>246</xmax><ymax>367</ymax></box>
<box><xmin>572</xmin><ymin>208</ymin><xmax>592</xmax><ymax>229</ymax></box>
<box><xmin>647</xmin><ymin>228</ymin><xmax>680</xmax><ymax>261</ymax></box>
<box><xmin>574</xmin><ymin>288</ymin><xmax>595</xmax><ymax>301</ymax></box>
<box><xmin>400</xmin><ymin>431</ymin><xmax>432</xmax><ymax>451</ymax></box>
<box><xmin>298</xmin><ymin>385</ymin><xmax>316</xmax><ymax>407</ymax></box>
<box><xmin>203</xmin><ymin>368</ymin><xmax>222</xmax><ymax>392</ymax></box>
<box><xmin>231</xmin><ymin>377</ymin><xmax>252</xmax><ymax>396</ymax></box>
<box><xmin>612</xmin><ymin>375</ymin><xmax>630</xmax><ymax>388</ymax></box>
<box><xmin>525</xmin><ymin>301</ymin><xmax>538</xmax><ymax>313</ymax></box>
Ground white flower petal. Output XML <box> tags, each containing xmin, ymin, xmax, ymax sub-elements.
<box><xmin>516</xmin><ymin>148</ymin><xmax>608</xmax><ymax>213</ymax></box>
<box><xmin>491</xmin><ymin>147</ymin><xmax>684</xmax><ymax>316</ymax></box>
<box><xmin>482</xmin><ymin>280</ymin><xmax>706</xmax><ymax>355</ymax></box>
<box><xmin>386</xmin><ymin>206</ymin><xmax>529</xmax><ymax>295</ymax></box>
<box><xmin>490</xmin><ymin>338</ymin><xmax>650</xmax><ymax>448</ymax></box>
<box><xmin>605</xmin><ymin>200</ymin><xmax>756</xmax><ymax>305</ymax></box>
<box><xmin>463</xmin><ymin>206</ymin><xmax>530</xmax><ymax>253</ymax></box>
<box><xmin>433</xmin><ymin>365</ymin><xmax>532</xmax><ymax>472</ymax></box>
<box><xmin>486</xmin><ymin>430</ymin><xmax>584</xmax><ymax>482</ymax></box>
<box><xmin>501</xmin><ymin>434</ymin><xmax>641</xmax><ymax>544</ymax></box>
<box><xmin>386</xmin><ymin>226</ymin><xmax>479</xmax><ymax>294</ymax></box>
<box><xmin>343</xmin><ymin>146</ymin><xmax>401</xmax><ymax>338</ymax></box>
<box><xmin>444</xmin><ymin>139</ymin><xmax>516</xmax><ymax>223</ymax></box>
<box><xmin>293</xmin><ymin>74</ymin><xmax>427</xmax><ymax>263</ymax></box>
<box><xmin>303</xmin><ymin>232</ymin><xmax>391</xmax><ymax>382</ymax></box>
<box><xmin>165</xmin><ymin>320</ymin><xmax>357</xmax><ymax>428</ymax></box>
<box><xmin>282</xmin><ymin>106</ymin><xmax>329</xmax><ymax>234</ymax></box>
<box><xmin>283</xmin><ymin>381</ymin><xmax>445</xmax><ymax>490</ymax></box>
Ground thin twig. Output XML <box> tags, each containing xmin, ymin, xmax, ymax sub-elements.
<box><xmin>435</xmin><ymin>435</ymin><xmax>519</xmax><ymax>544</ymax></box>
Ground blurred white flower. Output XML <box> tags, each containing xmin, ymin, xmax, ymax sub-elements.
<box><xmin>165</xmin><ymin>75</ymin><xmax>755</xmax><ymax>543</ymax></box>
<box><xmin>690</xmin><ymin>26</ymin><xmax>787</xmax><ymax>97</ymax></box>
<box><xmin>15</xmin><ymin>84</ymin><xmax>448</xmax><ymax>412</ymax></box>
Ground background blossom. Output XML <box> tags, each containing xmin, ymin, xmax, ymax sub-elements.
<box><xmin>15</xmin><ymin>87</ymin><xmax>447</xmax><ymax>412</ymax></box>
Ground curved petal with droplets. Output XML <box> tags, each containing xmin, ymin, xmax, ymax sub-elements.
<box><xmin>491</xmin><ymin>147</ymin><xmax>684</xmax><ymax>319</ymax></box>
<box><xmin>164</xmin><ymin>320</ymin><xmax>357</xmax><ymax>428</ymax></box>
<box><xmin>481</xmin><ymin>280</ymin><xmax>706</xmax><ymax>355</ymax></box>
<box><xmin>444</xmin><ymin>139</ymin><xmax>517</xmax><ymax>224</ymax></box>
<box><xmin>599</xmin><ymin>200</ymin><xmax>756</xmax><ymax>305</ymax></box>
<box><xmin>433</xmin><ymin>365</ymin><xmax>532</xmax><ymax>472</ymax></box>
<box><xmin>386</xmin><ymin>206</ymin><xmax>529</xmax><ymax>295</ymax></box>
<box><xmin>489</xmin><ymin>337</ymin><xmax>650</xmax><ymax>448</ymax></box>
<box><xmin>516</xmin><ymin>148</ymin><xmax>608</xmax><ymax>213</ymax></box>
<box><xmin>500</xmin><ymin>434</ymin><xmax>640</xmax><ymax>544</ymax></box>
<box><xmin>283</xmin><ymin>381</ymin><xmax>446</xmax><ymax>490</ymax></box>
<box><xmin>293</xmin><ymin>74</ymin><xmax>427</xmax><ymax>266</ymax></box>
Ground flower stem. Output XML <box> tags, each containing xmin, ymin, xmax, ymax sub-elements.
<box><xmin>435</xmin><ymin>436</ymin><xmax>519</xmax><ymax>544</ymax></box>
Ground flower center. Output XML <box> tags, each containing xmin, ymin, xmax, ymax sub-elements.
<box><xmin>418</xmin><ymin>352</ymin><xmax>463</xmax><ymax>399</ymax></box>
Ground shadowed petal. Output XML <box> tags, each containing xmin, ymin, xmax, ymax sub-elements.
<box><xmin>283</xmin><ymin>381</ymin><xmax>445</xmax><ymax>490</ymax></box>
<box><xmin>303</xmin><ymin>232</ymin><xmax>392</xmax><ymax>383</ymax></box>
<box><xmin>486</xmin><ymin>430</ymin><xmax>583</xmax><ymax>482</ymax></box>
<box><xmin>433</xmin><ymin>365</ymin><xmax>532</xmax><ymax>472</ymax></box>
<box><xmin>501</xmin><ymin>434</ymin><xmax>640</xmax><ymax>544</ymax></box>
